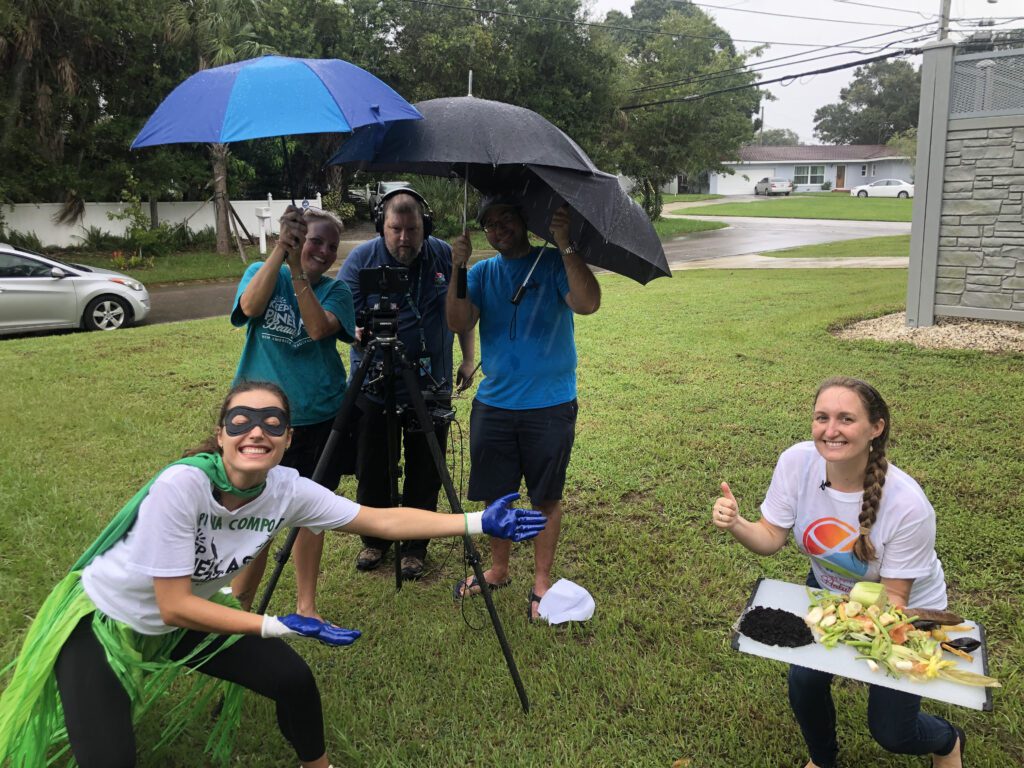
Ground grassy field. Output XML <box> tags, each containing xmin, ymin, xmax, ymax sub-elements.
<box><xmin>1</xmin><ymin>269</ymin><xmax>1020</xmax><ymax>767</ymax></box>
<box><xmin>679</xmin><ymin>195</ymin><xmax>914</xmax><ymax>222</ymax></box>
<box><xmin>766</xmin><ymin>235</ymin><xmax>912</xmax><ymax>259</ymax></box>
<box><xmin>653</xmin><ymin>217</ymin><xmax>727</xmax><ymax>238</ymax></box>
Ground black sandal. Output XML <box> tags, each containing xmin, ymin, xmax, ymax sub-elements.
<box><xmin>527</xmin><ymin>590</ymin><xmax>542</xmax><ymax>623</ymax></box>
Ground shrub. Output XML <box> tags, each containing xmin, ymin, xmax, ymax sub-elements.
<box><xmin>73</xmin><ymin>225</ymin><xmax>121</xmax><ymax>252</ymax></box>
<box><xmin>821</xmin><ymin>180</ymin><xmax>833</xmax><ymax>191</ymax></box>
<box><xmin>0</xmin><ymin>228</ymin><xmax>45</xmax><ymax>252</ymax></box>
<box><xmin>408</xmin><ymin>176</ymin><xmax>481</xmax><ymax>239</ymax></box>
<box><xmin>321</xmin><ymin>189</ymin><xmax>357</xmax><ymax>226</ymax></box>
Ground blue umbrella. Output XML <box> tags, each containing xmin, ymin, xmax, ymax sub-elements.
<box><xmin>131</xmin><ymin>55</ymin><xmax>421</xmax><ymax>202</ymax></box>
<box><xmin>132</xmin><ymin>55</ymin><xmax>421</xmax><ymax>147</ymax></box>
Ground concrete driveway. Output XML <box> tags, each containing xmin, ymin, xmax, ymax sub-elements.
<box><xmin>661</xmin><ymin>204</ymin><xmax>910</xmax><ymax>268</ymax></box>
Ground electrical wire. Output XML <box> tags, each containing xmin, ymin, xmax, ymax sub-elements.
<box><xmin>620</xmin><ymin>47</ymin><xmax>917</xmax><ymax>111</ymax></box>
<box><xmin>832</xmin><ymin>0</ymin><xmax>934</xmax><ymax>17</ymax></box>
<box><xmin>394</xmin><ymin>0</ymin><xmax>921</xmax><ymax>50</ymax></box>
<box><xmin>683</xmin><ymin>1</ymin><xmax>910</xmax><ymax>28</ymax></box>
<box><xmin>631</xmin><ymin>22</ymin><xmax>935</xmax><ymax>94</ymax></box>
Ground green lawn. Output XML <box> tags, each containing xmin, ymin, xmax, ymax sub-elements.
<box><xmin>680</xmin><ymin>195</ymin><xmax>914</xmax><ymax>222</ymax></box>
<box><xmin>1</xmin><ymin>269</ymin><xmax>1020</xmax><ymax>766</ymax></box>
<box><xmin>653</xmin><ymin>217</ymin><xmax>727</xmax><ymax>238</ymax></box>
<box><xmin>766</xmin><ymin>235</ymin><xmax>911</xmax><ymax>259</ymax></box>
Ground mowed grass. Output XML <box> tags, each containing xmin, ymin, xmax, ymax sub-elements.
<box><xmin>766</xmin><ymin>235</ymin><xmax>912</xmax><ymax>259</ymax></box>
<box><xmin>662</xmin><ymin>193</ymin><xmax>724</xmax><ymax>203</ymax></box>
<box><xmin>1</xmin><ymin>269</ymin><xmax>1021</xmax><ymax>767</ymax></box>
<box><xmin>680</xmin><ymin>195</ymin><xmax>914</xmax><ymax>222</ymax></box>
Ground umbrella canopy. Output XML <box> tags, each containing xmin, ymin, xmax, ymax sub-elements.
<box><xmin>330</xmin><ymin>96</ymin><xmax>668</xmax><ymax>285</ymax></box>
<box><xmin>131</xmin><ymin>55</ymin><xmax>421</xmax><ymax>148</ymax></box>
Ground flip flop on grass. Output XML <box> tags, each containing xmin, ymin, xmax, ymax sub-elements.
<box><xmin>452</xmin><ymin>575</ymin><xmax>513</xmax><ymax>600</ymax></box>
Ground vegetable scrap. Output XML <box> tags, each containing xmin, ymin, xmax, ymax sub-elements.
<box><xmin>739</xmin><ymin>606</ymin><xmax>814</xmax><ymax>648</ymax></box>
<box><xmin>804</xmin><ymin>582</ymin><xmax>999</xmax><ymax>688</ymax></box>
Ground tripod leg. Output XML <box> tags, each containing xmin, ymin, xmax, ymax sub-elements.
<box><xmin>254</xmin><ymin>341</ymin><xmax>378</xmax><ymax>616</ymax></box>
<box><xmin>380</xmin><ymin>344</ymin><xmax>404</xmax><ymax>591</ymax></box>
<box><xmin>398</xmin><ymin>363</ymin><xmax>531</xmax><ymax>713</ymax></box>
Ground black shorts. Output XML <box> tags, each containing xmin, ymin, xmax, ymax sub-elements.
<box><xmin>468</xmin><ymin>399</ymin><xmax>578</xmax><ymax>505</ymax></box>
<box><xmin>281</xmin><ymin>412</ymin><xmax>357</xmax><ymax>490</ymax></box>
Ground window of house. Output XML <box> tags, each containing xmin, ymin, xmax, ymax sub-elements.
<box><xmin>794</xmin><ymin>165</ymin><xmax>825</xmax><ymax>185</ymax></box>
<box><xmin>870</xmin><ymin>163</ymin><xmax>877</xmax><ymax>176</ymax></box>
<box><xmin>861</xmin><ymin>164</ymin><xmax>868</xmax><ymax>176</ymax></box>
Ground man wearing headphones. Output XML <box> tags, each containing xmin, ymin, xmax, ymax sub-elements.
<box><xmin>332</xmin><ymin>188</ymin><xmax>475</xmax><ymax>582</ymax></box>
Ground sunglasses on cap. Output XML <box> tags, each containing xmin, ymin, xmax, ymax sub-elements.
<box><xmin>223</xmin><ymin>406</ymin><xmax>290</xmax><ymax>437</ymax></box>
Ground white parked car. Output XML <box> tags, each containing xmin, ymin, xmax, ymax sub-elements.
<box><xmin>754</xmin><ymin>177</ymin><xmax>793</xmax><ymax>196</ymax></box>
<box><xmin>0</xmin><ymin>243</ymin><xmax>150</xmax><ymax>336</ymax></box>
<box><xmin>850</xmin><ymin>179</ymin><xmax>915</xmax><ymax>198</ymax></box>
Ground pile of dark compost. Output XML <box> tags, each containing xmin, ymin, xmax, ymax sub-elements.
<box><xmin>739</xmin><ymin>606</ymin><xmax>813</xmax><ymax>648</ymax></box>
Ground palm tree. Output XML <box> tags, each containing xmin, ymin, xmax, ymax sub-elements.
<box><xmin>165</xmin><ymin>0</ymin><xmax>268</xmax><ymax>254</ymax></box>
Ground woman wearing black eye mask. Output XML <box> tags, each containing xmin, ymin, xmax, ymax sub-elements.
<box><xmin>0</xmin><ymin>380</ymin><xmax>547</xmax><ymax>768</ymax></box>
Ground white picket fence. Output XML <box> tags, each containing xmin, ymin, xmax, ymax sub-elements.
<box><xmin>1</xmin><ymin>193</ymin><xmax>323</xmax><ymax>249</ymax></box>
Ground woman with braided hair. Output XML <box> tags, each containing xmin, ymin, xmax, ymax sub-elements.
<box><xmin>711</xmin><ymin>377</ymin><xmax>963</xmax><ymax>768</ymax></box>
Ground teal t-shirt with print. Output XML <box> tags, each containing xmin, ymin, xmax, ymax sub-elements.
<box><xmin>231</xmin><ymin>263</ymin><xmax>355</xmax><ymax>426</ymax></box>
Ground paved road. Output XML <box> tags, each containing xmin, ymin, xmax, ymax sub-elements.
<box><xmin>144</xmin><ymin>214</ymin><xmax>911</xmax><ymax>326</ymax></box>
<box><xmin>661</xmin><ymin>213</ymin><xmax>910</xmax><ymax>267</ymax></box>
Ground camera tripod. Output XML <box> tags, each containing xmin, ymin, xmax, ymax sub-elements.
<box><xmin>255</xmin><ymin>320</ymin><xmax>532</xmax><ymax>713</ymax></box>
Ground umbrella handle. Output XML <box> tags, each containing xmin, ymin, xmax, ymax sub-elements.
<box><xmin>280</xmin><ymin>136</ymin><xmax>297</xmax><ymax>207</ymax></box>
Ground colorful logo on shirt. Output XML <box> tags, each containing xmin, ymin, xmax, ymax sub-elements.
<box><xmin>434</xmin><ymin>271</ymin><xmax>447</xmax><ymax>286</ymax></box>
<box><xmin>802</xmin><ymin>517</ymin><xmax>868</xmax><ymax>580</ymax></box>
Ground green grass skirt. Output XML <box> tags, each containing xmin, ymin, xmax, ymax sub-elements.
<box><xmin>0</xmin><ymin>572</ymin><xmax>244</xmax><ymax>767</ymax></box>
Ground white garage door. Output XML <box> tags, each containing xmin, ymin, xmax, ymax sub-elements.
<box><xmin>710</xmin><ymin>169</ymin><xmax>766</xmax><ymax>196</ymax></box>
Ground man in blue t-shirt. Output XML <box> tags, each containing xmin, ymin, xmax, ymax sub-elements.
<box><xmin>228</xmin><ymin>205</ymin><xmax>355</xmax><ymax>616</ymax></box>
<box><xmin>447</xmin><ymin>194</ymin><xmax>600</xmax><ymax>621</ymax></box>
<box><xmin>337</xmin><ymin>189</ymin><xmax>475</xmax><ymax>582</ymax></box>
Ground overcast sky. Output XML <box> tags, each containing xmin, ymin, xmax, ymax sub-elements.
<box><xmin>587</xmin><ymin>0</ymin><xmax>1022</xmax><ymax>143</ymax></box>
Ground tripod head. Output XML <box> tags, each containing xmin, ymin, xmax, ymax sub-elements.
<box><xmin>357</xmin><ymin>266</ymin><xmax>410</xmax><ymax>342</ymax></box>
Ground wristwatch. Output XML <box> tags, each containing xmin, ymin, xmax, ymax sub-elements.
<box><xmin>562</xmin><ymin>243</ymin><xmax>578</xmax><ymax>256</ymax></box>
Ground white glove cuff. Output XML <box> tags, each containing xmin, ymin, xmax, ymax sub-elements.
<box><xmin>260</xmin><ymin>614</ymin><xmax>292</xmax><ymax>639</ymax></box>
<box><xmin>465</xmin><ymin>511</ymin><xmax>484</xmax><ymax>536</ymax></box>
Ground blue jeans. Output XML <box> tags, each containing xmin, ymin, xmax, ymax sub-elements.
<box><xmin>789</xmin><ymin>572</ymin><xmax>958</xmax><ymax>767</ymax></box>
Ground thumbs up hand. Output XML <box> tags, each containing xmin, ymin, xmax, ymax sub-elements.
<box><xmin>712</xmin><ymin>481</ymin><xmax>740</xmax><ymax>530</ymax></box>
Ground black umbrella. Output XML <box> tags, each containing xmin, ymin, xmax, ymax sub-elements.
<box><xmin>330</xmin><ymin>96</ymin><xmax>670</xmax><ymax>285</ymax></box>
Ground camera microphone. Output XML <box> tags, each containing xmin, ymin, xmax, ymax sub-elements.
<box><xmin>819</xmin><ymin>480</ymin><xmax>831</xmax><ymax>491</ymax></box>
<box><xmin>457</xmin><ymin>265</ymin><xmax>467</xmax><ymax>299</ymax></box>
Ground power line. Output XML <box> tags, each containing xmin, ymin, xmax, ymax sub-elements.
<box><xmin>621</xmin><ymin>48</ymin><xmax>917</xmax><ymax>111</ymax></box>
<box><xmin>630</xmin><ymin>22</ymin><xmax>935</xmax><ymax>94</ymax></box>
<box><xmin>394</xmin><ymin>0</ymin><xmax>922</xmax><ymax>50</ymax></box>
<box><xmin>832</xmin><ymin>0</ymin><xmax>934</xmax><ymax>17</ymax></box>
<box><xmin>683</xmin><ymin>1</ymin><xmax>909</xmax><ymax>29</ymax></box>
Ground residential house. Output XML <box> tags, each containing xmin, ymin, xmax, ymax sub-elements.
<box><xmin>709</xmin><ymin>145</ymin><xmax>914</xmax><ymax>195</ymax></box>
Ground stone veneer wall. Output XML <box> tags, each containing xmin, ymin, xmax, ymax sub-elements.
<box><xmin>936</xmin><ymin>126</ymin><xmax>1024</xmax><ymax>317</ymax></box>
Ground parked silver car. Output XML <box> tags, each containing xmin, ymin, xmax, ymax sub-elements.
<box><xmin>0</xmin><ymin>244</ymin><xmax>150</xmax><ymax>336</ymax></box>
<box><xmin>754</xmin><ymin>177</ymin><xmax>793</xmax><ymax>196</ymax></box>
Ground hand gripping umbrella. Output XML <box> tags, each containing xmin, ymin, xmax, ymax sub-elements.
<box><xmin>330</xmin><ymin>95</ymin><xmax>670</xmax><ymax>285</ymax></box>
<box><xmin>131</xmin><ymin>54</ymin><xmax>422</xmax><ymax>201</ymax></box>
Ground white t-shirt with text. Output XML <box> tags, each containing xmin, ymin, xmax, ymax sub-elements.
<box><xmin>82</xmin><ymin>464</ymin><xmax>359</xmax><ymax>634</ymax></box>
<box><xmin>760</xmin><ymin>441</ymin><xmax>946</xmax><ymax>608</ymax></box>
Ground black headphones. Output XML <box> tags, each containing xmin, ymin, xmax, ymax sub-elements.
<box><xmin>374</xmin><ymin>187</ymin><xmax>434</xmax><ymax>239</ymax></box>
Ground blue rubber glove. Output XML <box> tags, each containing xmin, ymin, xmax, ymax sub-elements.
<box><xmin>263</xmin><ymin>614</ymin><xmax>362</xmax><ymax>647</ymax></box>
<box><xmin>481</xmin><ymin>492</ymin><xmax>547</xmax><ymax>542</ymax></box>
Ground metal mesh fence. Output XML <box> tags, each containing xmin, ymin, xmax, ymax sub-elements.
<box><xmin>951</xmin><ymin>49</ymin><xmax>1024</xmax><ymax>117</ymax></box>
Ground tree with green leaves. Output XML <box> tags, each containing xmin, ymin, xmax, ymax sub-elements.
<box><xmin>755</xmin><ymin>128</ymin><xmax>801</xmax><ymax>146</ymax></box>
<box><xmin>886</xmin><ymin>127</ymin><xmax>917</xmax><ymax>180</ymax></box>
<box><xmin>164</xmin><ymin>0</ymin><xmax>269</xmax><ymax>253</ymax></box>
<box><xmin>609</xmin><ymin>1</ymin><xmax>761</xmax><ymax>218</ymax></box>
<box><xmin>813</xmin><ymin>60</ymin><xmax>919</xmax><ymax>145</ymax></box>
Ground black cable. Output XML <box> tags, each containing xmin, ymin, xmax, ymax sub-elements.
<box><xmin>831</xmin><ymin>0</ymin><xmax>934</xmax><ymax>17</ymax></box>
<box><xmin>686</xmin><ymin>1</ymin><xmax>909</xmax><ymax>28</ymax></box>
<box><xmin>394</xmin><ymin>0</ymin><xmax>916</xmax><ymax>50</ymax></box>
<box><xmin>620</xmin><ymin>47</ymin><xmax>917</xmax><ymax>111</ymax></box>
<box><xmin>631</xmin><ymin>25</ymin><xmax>934</xmax><ymax>94</ymax></box>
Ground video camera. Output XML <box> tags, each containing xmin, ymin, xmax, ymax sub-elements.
<box><xmin>356</xmin><ymin>266</ymin><xmax>410</xmax><ymax>342</ymax></box>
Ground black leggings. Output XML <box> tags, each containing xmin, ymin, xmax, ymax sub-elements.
<box><xmin>54</xmin><ymin>615</ymin><xmax>326</xmax><ymax>767</ymax></box>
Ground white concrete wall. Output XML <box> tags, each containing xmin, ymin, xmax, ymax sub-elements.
<box><xmin>1</xmin><ymin>194</ymin><xmax>322</xmax><ymax>249</ymax></box>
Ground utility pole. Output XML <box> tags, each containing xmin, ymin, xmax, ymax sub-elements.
<box><xmin>937</xmin><ymin>0</ymin><xmax>952</xmax><ymax>40</ymax></box>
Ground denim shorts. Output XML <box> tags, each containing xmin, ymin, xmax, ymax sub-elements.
<box><xmin>468</xmin><ymin>399</ymin><xmax>578</xmax><ymax>505</ymax></box>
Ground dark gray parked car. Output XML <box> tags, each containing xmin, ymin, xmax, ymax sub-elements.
<box><xmin>0</xmin><ymin>244</ymin><xmax>151</xmax><ymax>336</ymax></box>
